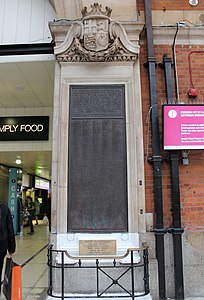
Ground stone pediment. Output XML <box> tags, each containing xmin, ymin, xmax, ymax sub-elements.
<box><xmin>53</xmin><ymin>3</ymin><xmax>140</xmax><ymax>63</ymax></box>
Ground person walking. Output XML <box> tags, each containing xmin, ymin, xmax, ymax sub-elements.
<box><xmin>27</xmin><ymin>196</ymin><xmax>35</xmax><ymax>235</ymax></box>
<box><xmin>34</xmin><ymin>196</ymin><xmax>41</xmax><ymax>225</ymax></box>
<box><xmin>0</xmin><ymin>201</ymin><xmax>16</xmax><ymax>293</ymax></box>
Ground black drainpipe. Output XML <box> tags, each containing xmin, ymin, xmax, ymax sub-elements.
<box><xmin>143</xmin><ymin>1</ymin><xmax>166</xmax><ymax>299</ymax></box>
<box><xmin>162</xmin><ymin>52</ymin><xmax>185</xmax><ymax>299</ymax></box>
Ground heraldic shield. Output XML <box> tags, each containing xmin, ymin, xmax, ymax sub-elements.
<box><xmin>84</xmin><ymin>18</ymin><xmax>109</xmax><ymax>52</ymax></box>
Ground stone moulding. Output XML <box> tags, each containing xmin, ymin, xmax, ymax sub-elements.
<box><xmin>53</xmin><ymin>3</ymin><xmax>140</xmax><ymax>63</ymax></box>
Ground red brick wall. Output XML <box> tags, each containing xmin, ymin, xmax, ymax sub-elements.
<box><xmin>138</xmin><ymin>0</ymin><xmax>204</xmax><ymax>11</ymax></box>
<box><xmin>180</xmin><ymin>155</ymin><xmax>204</xmax><ymax>229</ymax></box>
<box><xmin>140</xmin><ymin>43</ymin><xmax>204</xmax><ymax>230</ymax></box>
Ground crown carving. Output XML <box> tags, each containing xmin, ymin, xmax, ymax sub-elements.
<box><xmin>82</xmin><ymin>3</ymin><xmax>112</xmax><ymax>18</ymax></box>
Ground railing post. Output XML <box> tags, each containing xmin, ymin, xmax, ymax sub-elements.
<box><xmin>131</xmin><ymin>250</ymin><xmax>135</xmax><ymax>300</ymax></box>
<box><xmin>96</xmin><ymin>259</ymin><xmax>99</xmax><ymax>297</ymax></box>
<box><xmin>47</xmin><ymin>244</ymin><xmax>53</xmax><ymax>296</ymax></box>
<box><xmin>61</xmin><ymin>251</ymin><xmax>65</xmax><ymax>300</ymax></box>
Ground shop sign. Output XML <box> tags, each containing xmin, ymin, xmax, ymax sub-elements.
<box><xmin>0</xmin><ymin>116</ymin><xmax>49</xmax><ymax>141</ymax></box>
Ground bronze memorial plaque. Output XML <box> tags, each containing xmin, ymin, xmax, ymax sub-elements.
<box><xmin>79</xmin><ymin>240</ymin><xmax>116</xmax><ymax>256</ymax></box>
<box><xmin>68</xmin><ymin>85</ymin><xmax>128</xmax><ymax>233</ymax></box>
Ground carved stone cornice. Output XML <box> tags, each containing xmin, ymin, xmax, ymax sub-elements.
<box><xmin>140</xmin><ymin>26</ymin><xmax>204</xmax><ymax>46</ymax></box>
<box><xmin>57</xmin><ymin>37</ymin><xmax>137</xmax><ymax>62</ymax></box>
<box><xmin>49</xmin><ymin>3</ymin><xmax>141</xmax><ymax>63</ymax></box>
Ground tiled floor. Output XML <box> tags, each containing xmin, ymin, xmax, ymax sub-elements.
<box><xmin>1</xmin><ymin>220</ymin><xmax>49</xmax><ymax>300</ymax></box>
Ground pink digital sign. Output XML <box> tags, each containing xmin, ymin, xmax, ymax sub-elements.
<box><xmin>163</xmin><ymin>105</ymin><xmax>204</xmax><ymax>150</ymax></box>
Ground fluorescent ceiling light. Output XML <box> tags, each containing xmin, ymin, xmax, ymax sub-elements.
<box><xmin>16</xmin><ymin>159</ymin><xmax>22</xmax><ymax>165</ymax></box>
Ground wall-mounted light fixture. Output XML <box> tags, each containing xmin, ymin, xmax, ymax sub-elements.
<box><xmin>181</xmin><ymin>151</ymin><xmax>189</xmax><ymax>166</ymax></box>
<box><xmin>189</xmin><ymin>0</ymin><xmax>199</xmax><ymax>6</ymax></box>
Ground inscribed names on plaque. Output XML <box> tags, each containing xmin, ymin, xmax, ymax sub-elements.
<box><xmin>68</xmin><ymin>85</ymin><xmax>128</xmax><ymax>232</ymax></box>
<box><xmin>79</xmin><ymin>240</ymin><xmax>116</xmax><ymax>256</ymax></box>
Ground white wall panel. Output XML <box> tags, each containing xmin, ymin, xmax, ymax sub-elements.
<box><xmin>44</xmin><ymin>0</ymin><xmax>55</xmax><ymax>42</ymax></box>
<box><xmin>0</xmin><ymin>0</ymin><xmax>56</xmax><ymax>44</ymax></box>
<box><xmin>16</xmin><ymin>0</ymin><xmax>32</xmax><ymax>43</ymax></box>
<box><xmin>30</xmin><ymin>0</ymin><xmax>46</xmax><ymax>43</ymax></box>
<box><xmin>2</xmin><ymin>0</ymin><xmax>18</xmax><ymax>43</ymax></box>
<box><xmin>0</xmin><ymin>0</ymin><xmax>6</xmax><ymax>43</ymax></box>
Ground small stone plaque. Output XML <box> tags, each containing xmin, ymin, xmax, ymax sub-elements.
<box><xmin>79</xmin><ymin>240</ymin><xmax>116</xmax><ymax>256</ymax></box>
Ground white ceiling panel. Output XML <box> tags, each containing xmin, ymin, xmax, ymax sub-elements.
<box><xmin>0</xmin><ymin>71</ymin><xmax>26</xmax><ymax>83</ymax></box>
<box><xmin>0</xmin><ymin>60</ymin><xmax>55</xmax><ymax>108</ymax></box>
<box><xmin>0</xmin><ymin>63</ymin><xmax>19</xmax><ymax>71</ymax></box>
<box><xmin>0</xmin><ymin>95</ymin><xmax>21</xmax><ymax>107</ymax></box>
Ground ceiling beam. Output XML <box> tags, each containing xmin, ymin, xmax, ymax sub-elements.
<box><xmin>0</xmin><ymin>43</ymin><xmax>54</xmax><ymax>56</ymax></box>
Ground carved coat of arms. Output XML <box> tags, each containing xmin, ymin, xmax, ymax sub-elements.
<box><xmin>84</xmin><ymin>18</ymin><xmax>109</xmax><ymax>52</ymax></box>
<box><xmin>54</xmin><ymin>3</ymin><xmax>139</xmax><ymax>62</ymax></box>
<box><xmin>82</xmin><ymin>3</ymin><xmax>111</xmax><ymax>52</ymax></box>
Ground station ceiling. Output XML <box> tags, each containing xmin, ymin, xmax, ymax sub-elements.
<box><xmin>0</xmin><ymin>58</ymin><xmax>55</xmax><ymax>180</ymax></box>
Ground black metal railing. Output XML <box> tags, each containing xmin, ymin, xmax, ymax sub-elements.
<box><xmin>47</xmin><ymin>243</ymin><xmax>150</xmax><ymax>299</ymax></box>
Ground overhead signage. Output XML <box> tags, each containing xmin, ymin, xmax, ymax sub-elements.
<box><xmin>163</xmin><ymin>105</ymin><xmax>204</xmax><ymax>150</ymax></box>
<box><xmin>0</xmin><ymin>116</ymin><xmax>49</xmax><ymax>141</ymax></box>
<box><xmin>35</xmin><ymin>176</ymin><xmax>50</xmax><ymax>190</ymax></box>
